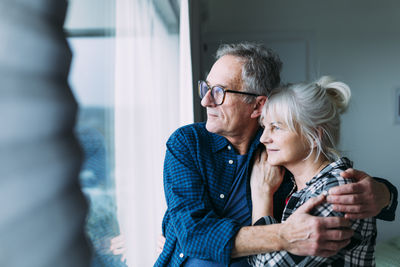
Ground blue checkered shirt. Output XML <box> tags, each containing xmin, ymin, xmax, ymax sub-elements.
<box><xmin>249</xmin><ymin>158</ymin><xmax>377</xmax><ymax>267</ymax></box>
<box><xmin>155</xmin><ymin>123</ymin><xmax>298</xmax><ymax>266</ymax></box>
<box><xmin>154</xmin><ymin>123</ymin><xmax>264</xmax><ymax>266</ymax></box>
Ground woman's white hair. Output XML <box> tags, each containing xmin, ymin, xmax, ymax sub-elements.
<box><xmin>262</xmin><ymin>76</ymin><xmax>351</xmax><ymax>162</ymax></box>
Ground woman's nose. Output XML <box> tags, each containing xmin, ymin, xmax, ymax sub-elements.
<box><xmin>260</xmin><ymin>130</ymin><xmax>272</xmax><ymax>145</ymax></box>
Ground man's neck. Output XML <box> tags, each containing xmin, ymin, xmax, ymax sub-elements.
<box><xmin>225</xmin><ymin>124</ymin><xmax>260</xmax><ymax>155</ymax></box>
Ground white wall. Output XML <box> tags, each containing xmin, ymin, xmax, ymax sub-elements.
<box><xmin>202</xmin><ymin>0</ymin><xmax>400</xmax><ymax>242</ymax></box>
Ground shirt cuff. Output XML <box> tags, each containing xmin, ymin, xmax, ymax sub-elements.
<box><xmin>374</xmin><ymin>177</ymin><xmax>398</xmax><ymax>221</ymax></box>
<box><xmin>253</xmin><ymin>216</ymin><xmax>278</xmax><ymax>226</ymax></box>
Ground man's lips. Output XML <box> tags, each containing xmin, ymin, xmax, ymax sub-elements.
<box><xmin>267</xmin><ymin>148</ymin><xmax>279</xmax><ymax>152</ymax></box>
<box><xmin>207</xmin><ymin>113</ymin><xmax>218</xmax><ymax>117</ymax></box>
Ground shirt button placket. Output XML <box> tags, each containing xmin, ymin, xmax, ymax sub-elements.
<box><xmin>222</xmin><ymin>159</ymin><xmax>234</xmax><ymax>201</ymax></box>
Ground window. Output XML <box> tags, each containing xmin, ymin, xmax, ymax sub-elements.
<box><xmin>65</xmin><ymin>1</ymin><xmax>123</xmax><ymax>266</ymax></box>
<box><xmin>65</xmin><ymin>0</ymin><xmax>192</xmax><ymax>265</ymax></box>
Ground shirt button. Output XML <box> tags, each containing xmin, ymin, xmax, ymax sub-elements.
<box><xmin>227</xmin><ymin>145</ymin><xmax>232</xmax><ymax>150</ymax></box>
<box><xmin>228</xmin><ymin>159</ymin><xmax>233</xmax><ymax>164</ymax></box>
<box><xmin>220</xmin><ymin>194</ymin><xmax>225</xmax><ymax>199</ymax></box>
<box><xmin>179</xmin><ymin>253</ymin><xmax>184</xmax><ymax>258</ymax></box>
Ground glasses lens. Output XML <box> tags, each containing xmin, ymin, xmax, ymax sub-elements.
<box><xmin>199</xmin><ymin>81</ymin><xmax>209</xmax><ymax>99</ymax></box>
<box><xmin>212</xmin><ymin>86</ymin><xmax>224</xmax><ymax>105</ymax></box>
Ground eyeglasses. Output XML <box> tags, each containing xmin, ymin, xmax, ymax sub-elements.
<box><xmin>198</xmin><ymin>80</ymin><xmax>260</xmax><ymax>105</ymax></box>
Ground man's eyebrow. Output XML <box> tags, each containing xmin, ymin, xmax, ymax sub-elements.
<box><xmin>206</xmin><ymin>80</ymin><xmax>229</xmax><ymax>88</ymax></box>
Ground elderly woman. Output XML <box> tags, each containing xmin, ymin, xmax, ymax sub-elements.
<box><xmin>249</xmin><ymin>76</ymin><xmax>376</xmax><ymax>266</ymax></box>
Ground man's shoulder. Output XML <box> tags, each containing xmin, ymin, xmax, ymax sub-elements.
<box><xmin>168</xmin><ymin>122</ymin><xmax>217</xmax><ymax>143</ymax></box>
<box><xmin>167</xmin><ymin>123</ymin><xmax>229</xmax><ymax>155</ymax></box>
<box><xmin>174</xmin><ymin>122</ymin><xmax>207</xmax><ymax>134</ymax></box>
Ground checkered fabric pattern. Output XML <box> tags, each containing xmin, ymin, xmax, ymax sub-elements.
<box><xmin>155</xmin><ymin>123</ymin><xmax>265</xmax><ymax>266</ymax></box>
<box><xmin>249</xmin><ymin>157</ymin><xmax>377</xmax><ymax>267</ymax></box>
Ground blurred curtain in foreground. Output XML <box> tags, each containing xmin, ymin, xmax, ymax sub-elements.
<box><xmin>114</xmin><ymin>0</ymin><xmax>193</xmax><ymax>265</ymax></box>
<box><xmin>0</xmin><ymin>0</ymin><xmax>90</xmax><ymax>266</ymax></box>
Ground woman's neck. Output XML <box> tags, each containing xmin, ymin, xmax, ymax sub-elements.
<box><xmin>286</xmin><ymin>154</ymin><xmax>330</xmax><ymax>191</ymax></box>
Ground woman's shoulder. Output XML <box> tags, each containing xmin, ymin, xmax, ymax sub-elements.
<box><xmin>311</xmin><ymin>157</ymin><xmax>354</xmax><ymax>193</ymax></box>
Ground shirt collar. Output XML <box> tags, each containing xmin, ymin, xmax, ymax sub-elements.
<box><xmin>210</xmin><ymin>127</ymin><xmax>263</xmax><ymax>154</ymax></box>
<box><xmin>210</xmin><ymin>132</ymin><xmax>230</xmax><ymax>153</ymax></box>
<box><xmin>306</xmin><ymin>157</ymin><xmax>353</xmax><ymax>186</ymax></box>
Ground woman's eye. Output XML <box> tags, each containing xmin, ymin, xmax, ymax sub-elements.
<box><xmin>272</xmin><ymin>125</ymin><xmax>280</xmax><ymax>130</ymax></box>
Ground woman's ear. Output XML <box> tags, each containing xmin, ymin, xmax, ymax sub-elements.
<box><xmin>250</xmin><ymin>96</ymin><xmax>267</xmax><ymax>119</ymax></box>
<box><xmin>312</xmin><ymin>128</ymin><xmax>323</xmax><ymax>148</ymax></box>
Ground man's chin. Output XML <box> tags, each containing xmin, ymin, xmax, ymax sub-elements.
<box><xmin>205</xmin><ymin>121</ymin><xmax>220</xmax><ymax>134</ymax></box>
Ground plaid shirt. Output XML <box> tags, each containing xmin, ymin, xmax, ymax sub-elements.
<box><xmin>249</xmin><ymin>157</ymin><xmax>377</xmax><ymax>267</ymax></box>
<box><xmin>155</xmin><ymin>123</ymin><xmax>295</xmax><ymax>266</ymax></box>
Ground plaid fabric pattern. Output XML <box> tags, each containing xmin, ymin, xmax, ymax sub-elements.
<box><xmin>155</xmin><ymin>123</ymin><xmax>264</xmax><ymax>266</ymax></box>
<box><xmin>155</xmin><ymin>123</ymin><xmax>296</xmax><ymax>266</ymax></box>
<box><xmin>249</xmin><ymin>158</ymin><xmax>377</xmax><ymax>267</ymax></box>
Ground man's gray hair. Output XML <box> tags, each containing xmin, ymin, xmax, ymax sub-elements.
<box><xmin>216</xmin><ymin>42</ymin><xmax>282</xmax><ymax>102</ymax></box>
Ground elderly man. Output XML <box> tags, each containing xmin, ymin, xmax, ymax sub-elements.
<box><xmin>155</xmin><ymin>43</ymin><xmax>397</xmax><ymax>266</ymax></box>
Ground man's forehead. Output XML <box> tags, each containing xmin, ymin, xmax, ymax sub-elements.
<box><xmin>206</xmin><ymin>55</ymin><xmax>243</xmax><ymax>88</ymax></box>
<box><xmin>205</xmin><ymin>74</ymin><xmax>241</xmax><ymax>88</ymax></box>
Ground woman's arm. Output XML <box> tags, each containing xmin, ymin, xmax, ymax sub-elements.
<box><xmin>250</xmin><ymin>149</ymin><xmax>284</xmax><ymax>223</ymax></box>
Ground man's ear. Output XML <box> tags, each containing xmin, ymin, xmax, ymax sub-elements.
<box><xmin>250</xmin><ymin>96</ymin><xmax>267</xmax><ymax>119</ymax></box>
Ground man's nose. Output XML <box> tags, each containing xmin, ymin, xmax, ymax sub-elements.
<box><xmin>201</xmin><ymin>90</ymin><xmax>216</xmax><ymax>107</ymax></box>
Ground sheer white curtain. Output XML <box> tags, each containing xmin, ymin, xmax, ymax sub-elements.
<box><xmin>114</xmin><ymin>0</ymin><xmax>193</xmax><ymax>266</ymax></box>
